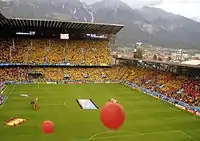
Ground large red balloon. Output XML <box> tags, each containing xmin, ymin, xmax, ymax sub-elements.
<box><xmin>100</xmin><ymin>102</ymin><xmax>125</xmax><ymax>130</ymax></box>
<box><xmin>42</xmin><ymin>120</ymin><xmax>54</xmax><ymax>134</ymax></box>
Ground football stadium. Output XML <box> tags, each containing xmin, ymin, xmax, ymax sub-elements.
<box><xmin>0</xmin><ymin>13</ymin><xmax>200</xmax><ymax>141</ymax></box>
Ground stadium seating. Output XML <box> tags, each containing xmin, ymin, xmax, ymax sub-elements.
<box><xmin>0</xmin><ymin>39</ymin><xmax>111</xmax><ymax>65</ymax></box>
<box><xmin>11</xmin><ymin>39</ymin><xmax>28</xmax><ymax>63</ymax></box>
<box><xmin>0</xmin><ymin>39</ymin><xmax>11</xmax><ymax>63</ymax></box>
<box><xmin>0</xmin><ymin>65</ymin><xmax>200</xmax><ymax>106</ymax></box>
<box><xmin>0</xmin><ymin>67</ymin><xmax>117</xmax><ymax>82</ymax></box>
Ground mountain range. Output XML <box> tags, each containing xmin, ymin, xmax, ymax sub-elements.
<box><xmin>0</xmin><ymin>0</ymin><xmax>200</xmax><ymax>49</ymax></box>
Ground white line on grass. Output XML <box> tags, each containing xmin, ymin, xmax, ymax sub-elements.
<box><xmin>40</xmin><ymin>102</ymin><xmax>69</xmax><ymax>108</ymax></box>
<box><xmin>40</xmin><ymin>104</ymin><xmax>65</xmax><ymax>106</ymax></box>
<box><xmin>89</xmin><ymin>131</ymin><xmax>115</xmax><ymax>140</ymax></box>
<box><xmin>89</xmin><ymin>130</ymin><xmax>138</xmax><ymax>140</ymax></box>
<box><xmin>64</xmin><ymin>100</ymin><xmax>66</xmax><ymax>106</ymax></box>
<box><xmin>178</xmin><ymin>130</ymin><xmax>199</xmax><ymax>141</ymax></box>
<box><xmin>0</xmin><ymin>85</ymin><xmax>16</xmax><ymax>110</ymax></box>
<box><xmin>80</xmin><ymin>130</ymin><xmax>182</xmax><ymax>141</ymax></box>
<box><xmin>64</xmin><ymin>100</ymin><xmax>69</xmax><ymax>107</ymax></box>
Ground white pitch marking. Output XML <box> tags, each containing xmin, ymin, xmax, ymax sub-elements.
<box><xmin>64</xmin><ymin>100</ymin><xmax>67</xmax><ymax>105</ymax></box>
<box><xmin>0</xmin><ymin>85</ymin><xmax>16</xmax><ymax>110</ymax></box>
<box><xmin>40</xmin><ymin>100</ymin><xmax>69</xmax><ymax>108</ymax></box>
<box><xmin>89</xmin><ymin>131</ymin><xmax>115</xmax><ymax>140</ymax></box>
<box><xmin>178</xmin><ymin>130</ymin><xmax>199</xmax><ymax>141</ymax></box>
<box><xmin>83</xmin><ymin>130</ymin><xmax>181</xmax><ymax>141</ymax></box>
<box><xmin>40</xmin><ymin>104</ymin><xmax>64</xmax><ymax>106</ymax></box>
<box><xmin>64</xmin><ymin>100</ymin><xmax>68</xmax><ymax>107</ymax></box>
<box><xmin>89</xmin><ymin>130</ymin><xmax>137</xmax><ymax>140</ymax></box>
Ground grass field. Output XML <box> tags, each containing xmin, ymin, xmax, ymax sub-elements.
<box><xmin>0</xmin><ymin>84</ymin><xmax>200</xmax><ymax>141</ymax></box>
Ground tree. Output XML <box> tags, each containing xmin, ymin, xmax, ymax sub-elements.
<box><xmin>158</xmin><ymin>57</ymin><xmax>163</xmax><ymax>61</ymax></box>
<box><xmin>153</xmin><ymin>54</ymin><xmax>157</xmax><ymax>60</ymax></box>
<box><xmin>134</xmin><ymin>49</ymin><xmax>143</xmax><ymax>59</ymax></box>
<box><xmin>167</xmin><ymin>56</ymin><xmax>172</xmax><ymax>61</ymax></box>
<box><xmin>184</xmin><ymin>58</ymin><xmax>189</xmax><ymax>61</ymax></box>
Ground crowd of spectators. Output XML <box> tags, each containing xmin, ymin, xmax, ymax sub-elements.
<box><xmin>0</xmin><ymin>38</ymin><xmax>111</xmax><ymax>65</ymax></box>
<box><xmin>117</xmin><ymin>66</ymin><xmax>200</xmax><ymax>107</ymax></box>
<box><xmin>0</xmin><ymin>39</ymin><xmax>11</xmax><ymax>63</ymax></box>
<box><xmin>0</xmin><ymin>67</ymin><xmax>115</xmax><ymax>82</ymax></box>
<box><xmin>0</xmin><ymin>65</ymin><xmax>200</xmax><ymax>106</ymax></box>
<box><xmin>0</xmin><ymin>37</ymin><xmax>200</xmax><ymax>107</ymax></box>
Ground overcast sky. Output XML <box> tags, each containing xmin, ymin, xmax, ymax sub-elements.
<box><xmin>84</xmin><ymin>0</ymin><xmax>200</xmax><ymax>19</ymax></box>
<box><xmin>154</xmin><ymin>0</ymin><xmax>200</xmax><ymax>19</ymax></box>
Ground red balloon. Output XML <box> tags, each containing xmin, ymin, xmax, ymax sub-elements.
<box><xmin>100</xmin><ymin>102</ymin><xmax>125</xmax><ymax>130</ymax></box>
<box><xmin>42</xmin><ymin>120</ymin><xmax>54</xmax><ymax>134</ymax></box>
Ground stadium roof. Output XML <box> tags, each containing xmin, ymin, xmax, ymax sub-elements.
<box><xmin>181</xmin><ymin>60</ymin><xmax>200</xmax><ymax>66</ymax></box>
<box><xmin>0</xmin><ymin>13</ymin><xmax>5</xmax><ymax>20</ymax></box>
<box><xmin>0</xmin><ymin>14</ymin><xmax>124</xmax><ymax>35</ymax></box>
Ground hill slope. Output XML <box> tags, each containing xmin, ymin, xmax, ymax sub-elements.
<box><xmin>0</xmin><ymin>0</ymin><xmax>200</xmax><ymax>49</ymax></box>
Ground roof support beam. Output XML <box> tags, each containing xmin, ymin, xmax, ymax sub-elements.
<box><xmin>52</xmin><ymin>21</ymin><xmax>56</xmax><ymax>28</ymax></box>
<box><xmin>13</xmin><ymin>19</ymin><xmax>17</xmax><ymax>26</ymax></box>
<box><xmin>0</xmin><ymin>19</ymin><xmax>124</xmax><ymax>34</ymax></box>
<box><xmin>58</xmin><ymin>22</ymin><xmax>62</xmax><ymax>28</ymax></box>
<box><xmin>55</xmin><ymin>22</ymin><xmax>59</xmax><ymax>28</ymax></box>
<box><xmin>0</xmin><ymin>19</ymin><xmax>5</xmax><ymax>25</ymax></box>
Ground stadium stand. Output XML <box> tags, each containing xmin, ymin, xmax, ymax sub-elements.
<box><xmin>0</xmin><ymin>14</ymin><xmax>200</xmax><ymax>113</ymax></box>
<box><xmin>0</xmin><ymin>39</ymin><xmax>11</xmax><ymax>63</ymax></box>
<box><xmin>0</xmin><ymin>65</ymin><xmax>200</xmax><ymax>107</ymax></box>
<box><xmin>0</xmin><ymin>39</ymin><xmax>112</xmax><ymax>65</ymax></box>
<box><xmin>1</xmin><ymin>66</ymin><xmax>199</xmax><ymax>102</ymax></box>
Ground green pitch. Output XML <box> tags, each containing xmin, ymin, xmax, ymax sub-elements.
<box><xmin>0</xmin><ymin>84</ymin><xmax>200</xmax><ymax>141</ymax></box>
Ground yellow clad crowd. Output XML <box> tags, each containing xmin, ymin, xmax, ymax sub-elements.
<box><xmin>0</xmin><ymin>39</ymin><xmax>111</xmax><ymax>65</ymax></box>
<box><xmin>0</xmin><ymin>67</ymin><xmax>114</xmax><ymax>82</ymax></box>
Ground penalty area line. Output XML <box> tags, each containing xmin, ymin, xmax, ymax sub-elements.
<box><xmin>80</xmin><ymin>130</ymin><xmax>182</xmax><ymax>141</ymax></box>
<box><xmin>89</xmin><ymin>130</ymin><xmax>136</xmax><ymax>140</ymax></box>
<box><xmin>178</xmin><ymin>130</ymin><xmax>199</xmax><ymax>141</ymax></box>
<box><xmin>0</xmin><ymin>85</ymin><xmax>16</xmax><ymax>110</ymax></box>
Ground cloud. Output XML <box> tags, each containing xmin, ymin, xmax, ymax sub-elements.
<box><xmin>122</xmin><ymin>0</ymin><xmax>200</xmax><ymax>19</ymax></box>
<box><xmin>83</xmin><ymin>0</ymin><xmax>162</xmax><ymax>6</ymax></box>
<box><xmin>122</xmin><ymin>0</ymin><xmax>162</xmax><ymax>8</ymax></box>
<box><xmin>154</xmin><ymin>0</ymin><xmax>200</xmax><ymax>18</ymax></box>
<box><xmin>83</xmin><ymin>0</ymin><xmax>200</xmax><ymax>19</ymax></box>
<box><xmin>83</xmin><ymin>0</ymin><xmax>101</xmax><ymax>4</ymax></box>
